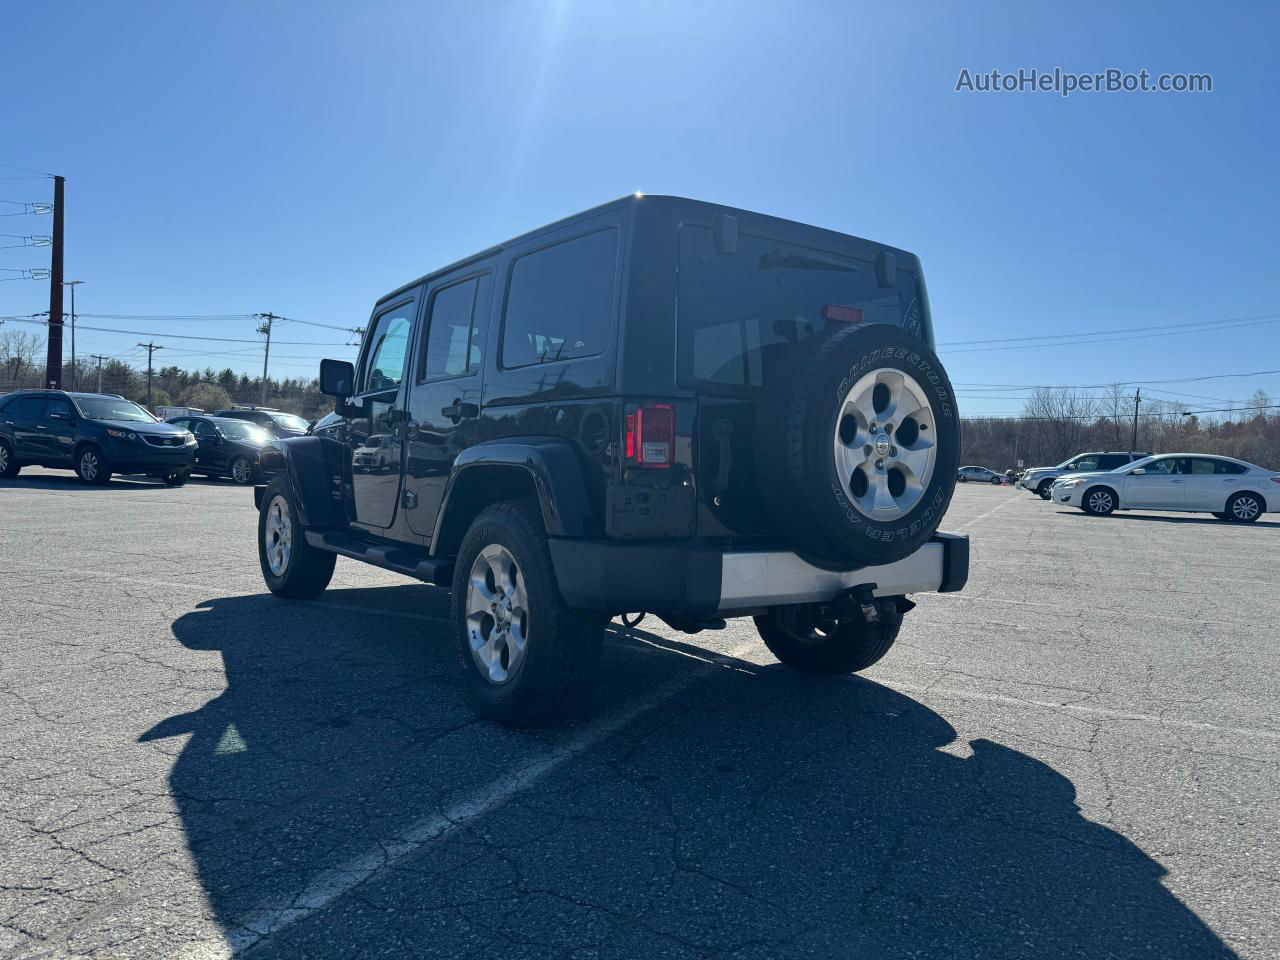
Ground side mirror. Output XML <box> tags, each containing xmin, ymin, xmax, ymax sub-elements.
<box><xmin>320</xmin><ymin>358</ymin><xmax>356</xmax><ymax>398</ymax></box>
<box><xmin>1131</xmin><ymin>468</ymin><xmax>1146</xmax><ymax>475</ymax></box>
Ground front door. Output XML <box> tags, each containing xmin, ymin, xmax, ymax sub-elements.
<box><xmin>404</xmin><ymin>269</ymin><xmax>492</xmax><ymax>538</ymax></box>
<box><xmin>1123</xmin><ymin>457</ymin><xmax>1187</xmax><ymax>509</ymax></box>
<box><xmin>190</xmin><ymin>419</ymin><xmax>225</xmax><ymax>474</ymax></box>
<box><xmin>41</xmin><ymin>397</ymin><xmax>78</xmax><ymax>464</ymax></box>
<box><xmin>348</xmin><ymin>294</ymin><xmax>417</xmax><ymax>529</ymax></box>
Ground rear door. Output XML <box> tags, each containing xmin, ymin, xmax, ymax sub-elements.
<box><xmin>348</xmin><ymin>291</ymin><xmax>419</xmax><ymax>530</ymax></box>
<box><xmin>10</xmin><ymin>397</ymin><xmax>48</xmax><ymax>459</ymax></box>
<box><xmin>404</xmin><ymin>266</ymin><xmax>493</xmax><ymax>538</ymax></box>
<box><xmin>1184</xmin><ymin>457</ymin><xmax>1242</xmax><ymax>510</ymax></box>
<box><xmin>1123</xmin><ymin>457</ymin><xmax>1187</xmax><ymax>509</ymax></box>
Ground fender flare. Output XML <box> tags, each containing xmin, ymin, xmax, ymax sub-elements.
<box><xmin>431</xmin><ymin>438</ymin><xmax>598</xmax><ymax>557</ymax></box>
<box><xmin>257</xmin><ymin>436</ymin><xmax>345</xmax><ymax>528</ymax></box>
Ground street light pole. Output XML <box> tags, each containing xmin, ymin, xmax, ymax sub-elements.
<box><xmin>63</xmin><ymin>280</ymin><xmax>84</xmax><ymax>389</ymax></box>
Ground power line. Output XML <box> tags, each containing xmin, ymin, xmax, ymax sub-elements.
<box><xmin>9</xmin><ymin>315</ymin><xmax>348</xmax><ymax>346</ymax></box>
<box><xmin>952</xmin><ymin>369</ymin><xmax>1280</xmax><ymax>390</ymax></box>
<box><xmin>943</xmin><ymin>315</ymin><xmax>1280</xmax><ymax>354</ymax></box>
<box><xmin>938</xmin><ymin>311</ymin><xmax>1280</xmax><ymax>348</ymax></box>
<box><xmin>0</xmin><ymin>161</ymin><xmax>54</xmax><ymax>177</ymax></box>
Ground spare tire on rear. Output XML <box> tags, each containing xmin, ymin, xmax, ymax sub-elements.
<box><xmin>755</xmin><ymin>323</ymin><xmax>960</xmax><ymax>566</ymax></box>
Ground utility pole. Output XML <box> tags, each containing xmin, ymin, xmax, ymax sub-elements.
<box><xmin>90</xmin><ymin>354</ymin><xmax>108</xmax><ymax>393</ymax></box>
<box><xmin>1131</xmin><ymin>388</ymin><xmax>1141</xmax><ymax>451</ymax></box>
<box><xmin>64</xmin><ymin>279</ymin><xmax>84</xmax><ymax>388</ymax></box>
<box><xmin>43</xmin><ymin>175</ymin><xmax>65</xmax><ymax>388</ymax></box>
<box><xmin>138</xmin><ymin>342</ymin><xmax>163</xmax><ymax>408</ymax></box>
<box><xmin>256</xmin><ymin>312</ymin><xmax>282</xmax><ymax>406</ymax></box>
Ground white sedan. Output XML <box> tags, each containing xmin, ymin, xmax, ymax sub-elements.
<box><xmin>1053</xmin><ymin>454</ymin><xmax>1279</xmax><ymax>521</ymax></box>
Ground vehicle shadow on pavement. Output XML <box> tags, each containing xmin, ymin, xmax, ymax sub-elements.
<box><xmin>148</xmin><ymin>589</ymin><xmax>1237</xmax><ymax>960</ymax></box>
<box><xmin>1057</xmin><ymin>509</ymin><xmax>1279</xmax><ymax>527</ymax></box>
<box><xmin>0</xmin><ymin>474</ymin><xmax>170</xmax><ymax>491</ymax></box>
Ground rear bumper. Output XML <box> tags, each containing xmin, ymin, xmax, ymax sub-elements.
<box><xmin>549</xmin><ymin>532</ymin><xmax>969</xmax><ymax>618</ymax></box>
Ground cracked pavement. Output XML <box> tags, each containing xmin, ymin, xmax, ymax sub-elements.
<box><xmin>1</xmin><ymin>470</ymin><xmax>1277</xmax><ymax>958</ymax></box>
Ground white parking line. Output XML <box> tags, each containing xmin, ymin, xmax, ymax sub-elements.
<box><xmin>895</xmin><ymin>682</ymin><xmax>1280</xmax><ymax>743</ymax></box>
<box><xmin>169</xmin><ymin>638</ymin><xmax>759</xmax><ymax>960</ymax></box>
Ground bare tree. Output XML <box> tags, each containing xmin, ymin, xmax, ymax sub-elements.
<box><xmin>0</xmin><ymin>329</ymin><xmax>46</xmax><ymax>388</ymax></box>
<box><xmin>1022</xmin><ymin>387</ymin><xmax>1100</xmax><ymax>462</ymax></box>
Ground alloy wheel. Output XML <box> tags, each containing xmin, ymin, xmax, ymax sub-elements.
<box><xmin>0</xmin><ymin>444</ymin><xmax>8</xmax><ymax>472</ymax></box>
<box><xmin>833</xmin><ymin>369</ymin><xmax>937</xmax><ymax>522</ymax></box>
<box><xmin>80</xmin><ymin>450</ymin><xmax>99</xmax><ymax>482</ymax></box>
<box><xmin>264</xmin><ymin>495</ymin><xmax>292</xmax><ymax>575</ymax></box>
<box><xmin>233</xmin><ymin>459</ymin><xmax>252</xmax><ymax>483</ymax></box>
<box><xmin>1088</xmin><ymin>490</ymin><xmax>1114</xmax><ymax>514</ymax></box>
<box><xmin>465</xmin><ymin>544</ymin><xmax>529</xmax><ymax>684</ymax></box>
<box><xmin>1233</xmin><ymin>496</ymin><xmax>1260</xmax><ymax>521</ymax></box>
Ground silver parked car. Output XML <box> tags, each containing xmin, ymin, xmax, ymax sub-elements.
<box><xmin>1053</xmin><ymin>454</ymin><xmax>1279</xmax><ymax>521</ymax></box>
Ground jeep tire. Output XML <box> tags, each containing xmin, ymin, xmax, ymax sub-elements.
<box><xmin>452</xmin><ymin>501</ymin><xmax>605</xmax><ymax>727</ymax></box>
<box><xmin>755</xmin><ymin>323</ymin><xmax>960</xmax><ymax>566</ymax></box>
<box><xmin>258</xmin><ymin>479</ymin><xmax>336</xmax><ymax>598</ymax></box>
<box><xmin>756</xmin><ymin>602</ymin><xmax>902</xmax><ymax>675</ymax></box>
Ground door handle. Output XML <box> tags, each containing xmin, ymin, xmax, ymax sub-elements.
<box><xmin>35</xmin><ymin>425</ymin><xmax>48</xmax><ymax>430</ymax></box>
<box><xmin>1170</xmin><ymin>479</ymin><xmax>1184</xmax><ymax>483</ymax></box>
<box><xmin>441</xmin><ymin>400</ymin><xmax>479</xmax><ymax>422</ymax></box>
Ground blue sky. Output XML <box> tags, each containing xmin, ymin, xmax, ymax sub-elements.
<box><xmin>4</xmin><ymin>0</ymin><xmax>1278</xmax><ymax>415</ymax></box>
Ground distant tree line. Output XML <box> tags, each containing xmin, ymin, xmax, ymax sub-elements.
<box><xmin>1</xmin><ymin>329</ymin><xmax>330</xmax><ymax>419</ymax></box>
<box><xmin>960</xmin><ymin>386</ymin><xmax>1280</xmax><ymax>471</ymax></box>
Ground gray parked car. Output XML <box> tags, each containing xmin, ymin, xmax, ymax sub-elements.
<box><xmin>1019</xmin><ymin>451</ymin><xmax>1150</xmax><ymax>500</ymax></box>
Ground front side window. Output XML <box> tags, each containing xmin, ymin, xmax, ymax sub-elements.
<box><xmin>73</xmin><ymin>397</ymin><xmax>157</xmax><ymax>422</ymax></box>
<box><xmin>45</xmin><ymin>398</ymin><xmax>74</xmax><ymax>419</ymax></box>
<box><xmin>360</xmin><ymin>302</ymin><xmax>415</xmax><ymax>393</ymax></box>
<box><xmin>422</xmin><ymin>277</ymin><xmax>482</xmax><ymax>380</ymax></box>
<box><xmin>219</xmin><ymin>420</ymin><xmax>271</xmax><ymax>442</ymax></box>
<box><xmin>192</xmin><ymin>420</ymin><xmax>217</xmax><ymax>439</ymax></box>
<box><xmin>1143</xmin><ymin>458</ymin><xmax>1184</xmax><ymax>476</ymax></box>
<box><xmin>1070</xmin><ymin>457</ymin><xmax>1102</xmax><ymax>471</ymax></box>
<box><xmin>502</xmin><ymin>229</ymin><xmax>617</xmax><ymax>369</ymax></box>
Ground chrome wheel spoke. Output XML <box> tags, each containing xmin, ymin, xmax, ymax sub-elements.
<box><xmin>465</xmin><ymin>544</ymin><xmax>529</xmax><ymax>685</ymax></box>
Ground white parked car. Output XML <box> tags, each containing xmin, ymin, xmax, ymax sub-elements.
<box><xmin>957</xmin><ymin>465</ymin><xmax>1006</xmax><ymax>484</ymax></box>
<box><xmin>1052</xmin><ymin>454</ymin><xmax>1279</xmax><ymax>521</ymax></box>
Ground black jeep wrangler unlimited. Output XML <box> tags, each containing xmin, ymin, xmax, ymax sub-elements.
<box><xmin>254</xmin><ymin>195</ymin><xmax>968</xmax><ymax>725</ymax></box>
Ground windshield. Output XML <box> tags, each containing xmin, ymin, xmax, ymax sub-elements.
<box><xmin>217</xmin><ymin>420</ymin><xmax>271</xmax><ymax>443</ymax></box>
<box><xmin>677</xmin><ymin>225</ymin><xmax>926</xmax><ymax>392</ymax></box>
<box><xmin>270</xmin><ymin>412</ymin><xmax>309</xmax><ymax>432</ymax></box>
<box><xmin>75</xmin><ymin>397</ymin><xmax>157</xmax><ymax>423</ymax></box>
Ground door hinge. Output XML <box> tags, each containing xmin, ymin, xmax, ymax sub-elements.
<box><xmin>401</xmin><ymin>489</ymin><xmax>418</xmax><ymax>509</ymax></box>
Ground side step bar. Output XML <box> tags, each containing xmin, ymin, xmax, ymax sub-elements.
<box><xmin>303</xmin><ymin>530</ymin><xmax>453</xmax><ymax>586</ymax></box>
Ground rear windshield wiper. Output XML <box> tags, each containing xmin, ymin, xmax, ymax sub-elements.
<box><xmin>759</xmin><ymin>249</ymin><xmax>859</xmax><ymax>272</ymax></box>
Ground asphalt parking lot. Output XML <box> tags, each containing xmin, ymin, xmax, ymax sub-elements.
<box><xmin>1</xmin><ymin>471</ymin><xmax>1277</xmax><ymax>960</ymax></box>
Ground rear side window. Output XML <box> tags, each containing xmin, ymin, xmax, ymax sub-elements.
<box><xmin>502</xmin><ymin>229</ymin><xmax>617</xmax><ymax>369</ymax></box>
<box><xmin>12</xmin><ymin>397</ymin><xmax>45</xmax><ymax>420</ymax></box>
<box><xmin>1097</xmin><ymin>454</ymin><xmax>1129</xmax><ymax>470</ymax></box>
<box><xmin>1213</xmin><ymin>459</ymin><xmax>1248</xmax><ymax>475</ymax></box>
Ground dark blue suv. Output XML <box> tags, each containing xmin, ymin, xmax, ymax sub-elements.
<box><xmin>0</xmin><ymin>390</ymin><xmax>196</xmax><ymax>485</ymax></box>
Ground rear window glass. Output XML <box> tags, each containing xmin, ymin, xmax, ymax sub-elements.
<box><xmin>502</xmin><ymin>229</ymin><xmax>617</xmax><ymax>369</ymax></box>
<box><xmin>677</xmin><ymin>225</ymin><xmax>925</xmax><ymax>391</ymax></box>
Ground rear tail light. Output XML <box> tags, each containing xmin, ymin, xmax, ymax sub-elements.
<box><xmin>624</xmin><ymin>403</ymin><xmax>674</xmax><ymax>468</ymax></box>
